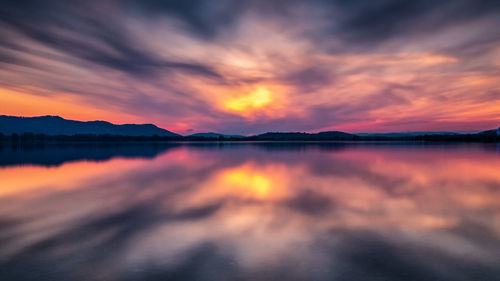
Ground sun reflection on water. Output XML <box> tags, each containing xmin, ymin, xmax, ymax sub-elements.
<box><xmin>0</xmin><ymin>143</ymin><xmax>499</xmax><ymax>280</ymax></box>
<box><xmin>214</xmin><ymin>164</ymin><xmax>289</xmax><ymax>200</ymax></box>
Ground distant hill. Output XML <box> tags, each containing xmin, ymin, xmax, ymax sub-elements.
<box><xmin>0</xmin><ymin>115</ymin><xmax>180</xmax><ymax>136</ymax></box>
<box><xmin>188</xmin><ymin>132</ymin><xmax>245</xmax><ymax>138</ymax></box>
<box><xmin>357</xmin><ymin>132</ymin><xmax>462</xmax><ymax>137</ymax></box>
<box><xmin>477</xmin><ymin>127</ymin><xmax>500</xmax><ymax>136</ymax></box>
<box><xmin>359</xmin><ymin>129</ymin><xmax>500</xmax><ymax>138</ymax></box>
<box><xmin>253</xmin><ymin>131</ymin><xmax>358</xmax><ymax>140</ymax></box>
<box><xmin>0</xmin><ymin>115</ymin><xmax>497</xmax><ymax>141</ymax></box>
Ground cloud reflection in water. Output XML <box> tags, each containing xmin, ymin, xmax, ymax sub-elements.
<box><xmin>0</xmin><ymin>143</ymin><xmax>499</xmax><ymax>281</ymax></box>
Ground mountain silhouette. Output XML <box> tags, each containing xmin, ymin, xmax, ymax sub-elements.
<box><xmin>253</xmin><ymin>131</ymin><xmax>357</xmax><ymax>140</ymax></box>
<box><xmin>477</xmin><ymin>127</ymin><xmax>500</xmax><ymax>136</ymax></box>
<box><xmin>188</xmin><ymin>132</ymin><xmax>245</xmax><ymax>138</ymax></box>
<box><xmin>0</xmin><ymin>115</ymin><xmax>497</xmax><ymax>141</ymax></box>
<box><xmin>0</xmin><ymin>115</ymin><xmax>180</xmax><ymax>136</ymax></box>
<box><xmin>357</xmin><ymin>132</ymin><xmax>461</xmax><ymax>137</ymax></box>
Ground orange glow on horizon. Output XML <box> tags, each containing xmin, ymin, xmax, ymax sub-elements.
<box><xmin>0</xmin><ymin>88</ymin><xmax>136</xmax><ymax>124</ymax></box>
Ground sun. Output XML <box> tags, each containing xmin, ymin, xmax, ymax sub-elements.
<box><xmin>224</xmin><ymin>87</ymin><xmax>272</xmax><ymax>112</ymax></box>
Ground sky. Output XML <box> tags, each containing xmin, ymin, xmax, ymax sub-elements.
<box><xmin>0</xmin><ymin>0</ymin><xmax>499</xmax><ymax>135</ymax></box>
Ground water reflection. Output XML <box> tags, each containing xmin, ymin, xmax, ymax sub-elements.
<box><xmin>0</xmin><ymin>143</ymin><xmax>499</xmax><ymax>281</ymax></box>
<box><xmin>0</xmin><ymin>143</ymin><xmax>180</xmax><ymax>167</ymax></box>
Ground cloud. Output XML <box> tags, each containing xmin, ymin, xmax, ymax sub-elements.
<box><xmin>281</xmin><ymin>66</ymin><xmax>335</xmax><ymax>94</ymax></box>
<box><xmin>121</xmin><ymin>0</ymin><xmax>246</xmax><ymax>39</ymax></box>
<box><xmin>0</xmin><ymin>0</ymin><xmax>223</xmax><ymax>79</ymax></box>
<box><xmin>0</xmin><ymin>0</ymin><xmax>499</xmax><ymax>133</ymax></box>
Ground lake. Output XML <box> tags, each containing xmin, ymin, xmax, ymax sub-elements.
<box><xmin>1</xmin><ymin>142</ymin><xmax>499</xmax><ymax>281</ymax></box>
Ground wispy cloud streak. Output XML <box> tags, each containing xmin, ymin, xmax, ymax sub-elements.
<box><xmin>0</xmin><ymin>0</ymin><xmax>499</xmax><ymax>133</ymax></box>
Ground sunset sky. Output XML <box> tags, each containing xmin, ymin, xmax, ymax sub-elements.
<box><xmin>0</xmin><ymin>0</ymin><xmax>499</xmax><ymax>134</ymax></box>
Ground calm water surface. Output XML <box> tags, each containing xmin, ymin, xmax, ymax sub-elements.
<box><xmin>1</xmin><ymin>142</ymin><xmax>500</xmax><ymax>281</ymax></box>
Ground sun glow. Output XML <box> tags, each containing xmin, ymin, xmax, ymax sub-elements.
<box><xmin>224</xmin><ymin>87</ymin><xmax>272</xmax><ymax>112</ymax></box>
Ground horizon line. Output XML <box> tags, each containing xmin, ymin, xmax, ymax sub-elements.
<box><xmin>1</xmin><ymin>114</ymin><xmax>498</xmax><ymax>136</ymax></box>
